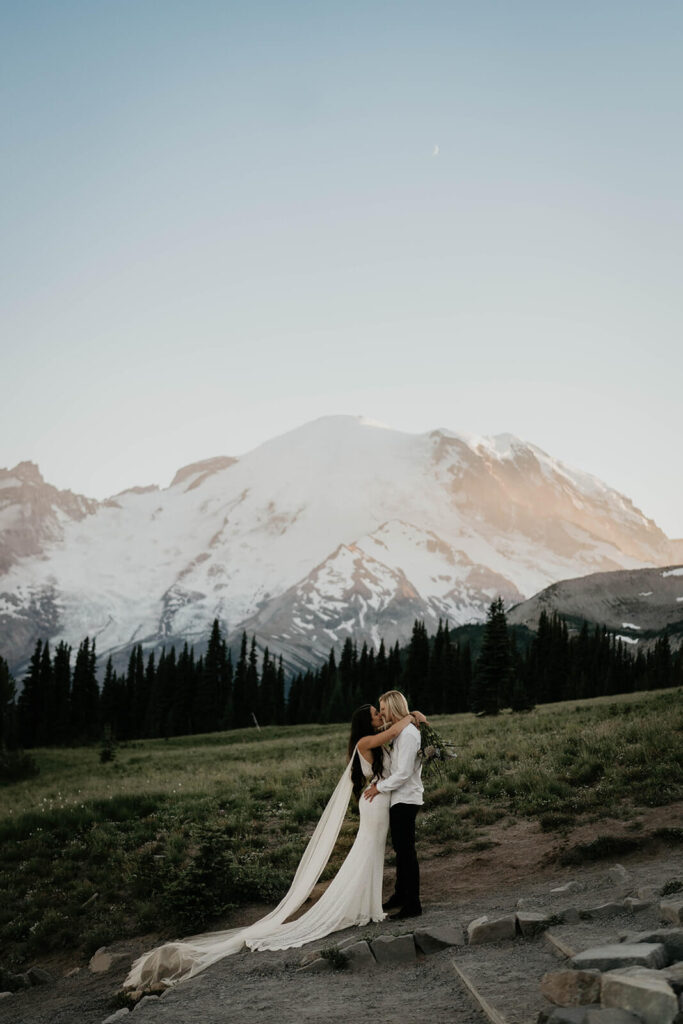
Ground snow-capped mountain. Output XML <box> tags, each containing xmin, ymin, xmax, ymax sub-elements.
<box><xmin>0</xmin><ymin>416</ymin><xmax>678</xmax><ymax>676</ymax></box>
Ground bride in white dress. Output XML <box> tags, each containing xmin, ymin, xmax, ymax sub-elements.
<box><xmin>124</xmin><ymin>704</ymin><xmax>424</xmax><ymax>992</ymax></box>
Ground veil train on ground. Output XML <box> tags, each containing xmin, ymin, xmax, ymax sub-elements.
<box><xmin>124</xmin><ymin>754</ymin><xmax>357</xmax><ymax>991</ymax></box>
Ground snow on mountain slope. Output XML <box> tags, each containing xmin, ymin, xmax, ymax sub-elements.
<box><xmin>0</xmin><ymin>416</ymin><xmax>676</xmax><ymax>675</ymax></box>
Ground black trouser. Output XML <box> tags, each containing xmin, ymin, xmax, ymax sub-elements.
<box><xmin>389</xmin><ymin>803</ymin><xmax>421</xmax><ymax>910</ymax></box>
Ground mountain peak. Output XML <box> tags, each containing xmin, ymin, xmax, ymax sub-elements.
<box><xmin>2</xmin><ymin>461</ymin><xmax>45</xmax><ymax>486</ymax></box>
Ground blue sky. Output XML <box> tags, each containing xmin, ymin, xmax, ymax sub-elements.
<box><xmin>2</xmin><ymin>1</ymin><xmax>682</xmax><ymax>536</ymax></box>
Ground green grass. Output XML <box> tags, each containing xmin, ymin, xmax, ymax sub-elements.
<box><xmin>1</xmin><ymin>688</ymin><xmax>681</xmax><ymax>967</ymax></box>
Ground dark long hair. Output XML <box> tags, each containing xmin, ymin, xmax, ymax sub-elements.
<box><xmin>348</xmin><ymin>704</ymin><xmax>385</xmax><ymax>801</ymax></box>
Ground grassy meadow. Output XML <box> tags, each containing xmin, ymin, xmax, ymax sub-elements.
<box><xmin>1</xmin><ymin>687</ymin><xmax>682</xmax><ymax>968</ymax></box>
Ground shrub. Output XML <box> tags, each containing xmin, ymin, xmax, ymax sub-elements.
<box><xmin>319</xmin><ymin>946</ymin><xmax>348</xmax><ymax>970</ymax></box>
<box><xmin>0</xmin><ymin>750</ymin><xmax>39</xmax><ymax>784</ymax></box>
<box><xmin>559</xmin><ymin>834</ymin><xmax>644</xmax><ymax>866</ymax></box>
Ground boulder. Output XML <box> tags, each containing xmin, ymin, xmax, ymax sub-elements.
<box><xmin>661</xmin><ymin>901</ymin><xmax>683</xmax><ymax>925</ymax></box>
<box><xmin>371</xmin><ymin>933</ymin><xmax>417</xmax><ymax>965</ymax></box>
<box><xmin>26</xmin><ymin>967</ymin><xmax>54</xmax><ymax>986</ymax></box>
<box><xmin>518</xmin><ymin>911</ymin><xmax>553</xmax><ymax>937</ymax></box>
<box><xmin>601</xmin><ymin>970</ymin><xmax>678</xmax><ymax>1024</ymax></box>
<box><xmin>540</xmin><ymin>970</ymin><xmax>602</xmax><ymax>1006</ymax></box>
<box><xmin>103</xmin><ymin>1011</ymin><xmax>131</xmax><ymax>1023</ymax></box>
<box><xmin>467</xmin><ymin>914</ymin><xmax>517</xmax><ymax>945</ymax></box>
<box><xmin>560</xmin><ymin>908</ymin><xmax>581</xmax><ymax>925</ymax></box>
<box><xmin>296</xmin><ymin>958</ymin><xmax>330</xmax><ymax>974</ymax></box>
<box><xmin>622</xmin><ymin>929</ymin><xmax>683</xmax><ymax>962</ymax></box>
<box><xmin>585</xmin><ymin>903</ymin><xmax>627</xmax><ymax>920</ymax></box>
<box><xmin>133</xmin><ymin>995</ymin><xmax>160</xmax><ymax>1012</ymax></box>
<box><xmin>413</xmin><ymin>925</ymin><xmax>465</xmax><ymax>955</ymax></box>
<box><xmin>89</xmin><ymin>946</ymin><xmax>127</xmax><ymax>974</ymax></box>
<box><xmin>551</xmin><ymin>882</ymin><xmax>581</xmax><ymax>896</ymax></box>
<box><xmin>541</xmin><ymin>1010</ymin><xmax>642</xmax><ymax>1023</ymax></box>
<box><xmin>659</xmin><ymin>961</ymin><xmax>683</xmax><ymax>994</ymax></box>
<box><xmin>624</xmin><ymin>898</ymin><xmax>653</xmax><ymax>913</ymax></box>
<box><xmin>608</xmin><ymin>865</ymin><xmax>631</xmax><ymax>887</ymax></box>
<box><xmin>0</xmin><ymin>993</ymin><xmax>12</xmax><ymax>1001</ymax></box>
<box><xmin>342</xmin><ymin>941</ymin><xmax>376</xmax><ymax>970</ymax></box>
<box><xmin>542</xmin><ymin>1008</ymin><xmax>599</xmax><ymax>1023</ymax></box>
<box><xmin>298</xmin><ymin>950</ymin><xmax>320</xmax><ymax>966</ymax></box>
<box><xmin>518</xmin><ymin>896</ymin><xmax>543</xmax><ymax>909</ymax></box>
<box><xmin>572</xmin><ymin>943</ymin><xmax>668</xmax><ymax>971</ymax></box>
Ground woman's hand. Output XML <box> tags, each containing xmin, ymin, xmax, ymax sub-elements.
<box><xmin>410</xmin><ymin>710</ymin><xmax>428</xmax><ymax>725</ymax></box>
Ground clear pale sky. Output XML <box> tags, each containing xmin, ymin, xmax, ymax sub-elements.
<box><xmin>2</xmin><ymin>2</ymin><xmax>682</xmax><ymax>537</ymax></box>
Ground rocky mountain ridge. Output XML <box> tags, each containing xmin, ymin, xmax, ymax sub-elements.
<box><xmin>507</xmin><ymin>563</ymin><xmax>683</xmax><ymax>651</ymax></box>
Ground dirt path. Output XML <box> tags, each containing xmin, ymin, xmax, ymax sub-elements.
<box><xmin>3</xmin><ymin>806</ymin><xmax>682</xmax><ymax>1024</ymax></box>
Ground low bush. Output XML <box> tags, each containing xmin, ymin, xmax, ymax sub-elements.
<box><xmin>0</xmin><ymin>749</ymin><xmax>39</xmax><ymax>784</ymax></box>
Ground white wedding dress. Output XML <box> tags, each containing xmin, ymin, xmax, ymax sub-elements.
<box><xmin>124</xmin><ymin>748</ymin><xmax>389</xmax><ymax>990</ymax></box>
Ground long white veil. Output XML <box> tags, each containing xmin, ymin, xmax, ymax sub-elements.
<box><xmin>124</xmin><ymin>753</ymin><xmax>354</xmax><ymax>991</ymax></box>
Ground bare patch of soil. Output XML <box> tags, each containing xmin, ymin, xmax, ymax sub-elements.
<box><xmin>419</xmin><ymin>800</ymin><xmax>683</xmax><ymax>903</ymax></box>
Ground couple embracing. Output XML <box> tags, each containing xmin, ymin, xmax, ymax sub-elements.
<box><xmin>125</xmin><ymin>689</ymin><xmax>427</xmax><ymax>991</ymax></box>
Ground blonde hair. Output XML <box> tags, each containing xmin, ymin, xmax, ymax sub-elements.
<box><xmin>379</xmin><ymin>689</ymin><xmax>409</xmax><ymax>721</ymax></box>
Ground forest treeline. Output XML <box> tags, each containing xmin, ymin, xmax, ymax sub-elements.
<box><xmin>2</xmin><ymin>598</ymin><xmax>682</xmax><ymax>750</ymax></box>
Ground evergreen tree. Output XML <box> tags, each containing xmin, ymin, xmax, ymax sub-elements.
<box><xmin>375</xmin><ymin>639</ymin><xmax>388</xmax><ymax>694</ymax></box>
<box><xmin>222</xmin><ymin>647</ymin><xmax>234</xmax><ymax>729</ymax></box>
<box><xmin>387</xmin><ymin>641</ymin><xmax>402</xmax><ymax>691</ymax></box>
<box><xmin>52</xmin><ymin>641</ymin><xmax>72</xmax><ymax>744</ymax></box>
<box><xmin>173</xmin><ymin>642</ymin><xmax>196</xmax><ymax>736</ymax></box>
<box><xmin>650</xmin><ymin>633</ymin><xmax>673</xmax><ymax>690</ymax></box>
<box><xmin>286</xmin><ymin>671</ymin><xmax>304</xmax><ymax>724</ymax></box>
<box><xmin>454</xmin><ymin>640</ymin><xmax>472</xmax><ymax>713</ymax></box>
<box><xmin>471</xmin><ymin>598</ymin><xmax>512</xmax><ymax>715</ymax></box>
<box><xmin>71</xmin><ymin>637</ymin><xmax>99</xmax><ymax>740</ymax></box>
<box><xmin>0</xmin><ymin>656</ymin><xmax>16</xmax><ymax>751</ymax></box>
<box><xmin>196</xmin><ymin>619</ymin><xmax>225</xmax><ymax>732</ymax></box>
<box><xmin>509</xmin><ymin>632</ymin><xmax>533</xmax><ymax>711</ymax></box>
<box><xmin>246</xmin><ymin>636</ymin><xmax>260</xmax><ymax>725</ymax></box>
<box><xmin>36</xmin><ymin>641</ymin><xmax>55</xmax><ymax>745</ymax></box>
<box><xmin>125</xmin><ymin>645</ymin><xmax>145</xmax><ymax>740</ymax></box>
<box><xmin>403</xmin><ymin>621</ymin><xmax>429</xmax><ymax>707</ymax></box>
<box><xmin>357</xmin><ymin>643</ymin><xmax>373</xmax><ymax>715</ymax></box>
<box><xmin>275</xmin><ymin>655</ymin><xmax>285</xmax><ymax>725</ymax></box>
<box><xmin>259</xmin><ymin>647</ymin><xmax>278</xmax><ymax>725</ymax></box>
<box><xmin>18</xmin><ymin>640</ymin><xmax>43</xmax><ymax>748</ymax></box>
<box><xmin>232</xmin><ymin>633</ymin><xmax>249</xmax><ymax>728</ymax></box>
<box><xmin>154</xmin><ymin>648</ymin><xmax>176</xmax><ymax>738</ymax></box>
<box><xmin>339</xmin><ymin>638</ymin><xmax>358</xmax><ymax>711</ymax></box>
<box><xmin>100</xmin><ymin>656</ymin><xmax>120</xmax><ymax>739</ymax></box>
<box><xmin>142</xmin><ymin>652</ymin><xmax>157</xmax><ymax>736</ymax></box>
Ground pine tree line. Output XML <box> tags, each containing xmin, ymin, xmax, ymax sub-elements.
<box><xmin>467</xmin><ymin>599</ymin><xmax>683</xmax><ymax>714</ymax></box>
<box><xmin>2</xmin><ymin>603</ymin><xmax>681</xmax><ymax>749</ymax></box>
<box><xmin>6</xmin><ymin>622</ymin><xmax>285</xmax><ymax>749</ymax></box>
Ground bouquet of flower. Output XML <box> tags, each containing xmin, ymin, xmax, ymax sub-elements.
<box><xmin>417</xmin><ymin>721</ymin><xmax>458</xmax><ymax>778</ymax></box>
